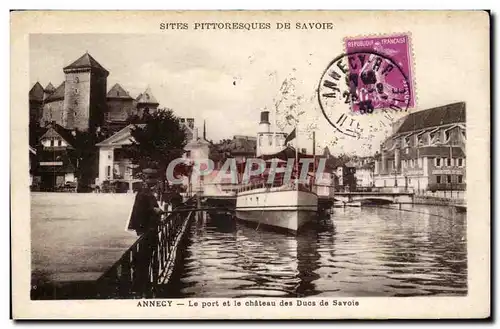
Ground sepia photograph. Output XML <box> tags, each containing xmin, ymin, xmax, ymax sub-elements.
<box><xmin>12</xmin><ymin>10</ymin><xmax>490</xmax><ymax>319</ymax></box>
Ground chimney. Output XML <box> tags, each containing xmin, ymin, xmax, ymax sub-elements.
<box><xmin>259</xmin><ymin>111</ymin><xmax>270</xmax><ymax>133</ymax></box>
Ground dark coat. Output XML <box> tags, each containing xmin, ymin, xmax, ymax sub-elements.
<box><xmin>128</xmin><ymin>188</ymin><xmax>160</xmax><ymax>235</ymax></box>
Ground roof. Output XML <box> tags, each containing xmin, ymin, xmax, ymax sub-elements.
<box><xmin>63</xmin><ymin>52</ymin><xmax>109</xmax><ymax>75</ymax></box>
<box><xmin>136</xmin><ymin>87</ymin><xmax>159</xmax><ymax>105</ymax></box>
<box><xmin>39</xmin><ymin>123</ymin><xmax>76</xmax><ymax>148</ymax></box>
<box><xmin>44</xmin><ymin>82</ymin><xmax>55</xmax><ymax>93</ymax></box>
<box><xmin>29</xmin><ymin>82</ymin><xmax>45</xmax><ymax>102</ymax></box>
<box><xmin>107</xmin><ymin>83</ymin><xmax>133</xmax><ymax>99</ymax></box>
<box><xmin>396</xmin><ymin>102</ymin><xmax>466</xmax><ymax>134</ymax></box>
<box><xmin>96</xmin><ymin>124</ymin><xmax>146</xmax><ymax>147</ymax></box>
<box><xmin>45</xmin><ymin>82</ymin><xmax>65</xmax><ymax>103</ymax></box>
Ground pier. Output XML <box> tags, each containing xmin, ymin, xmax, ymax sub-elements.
<box><xmin>31</xmin><ymin>193</ymin><xmax>197</xmax><ymax>299</ymax></box>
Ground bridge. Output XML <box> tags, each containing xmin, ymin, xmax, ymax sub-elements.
<box><xmin>333</xmin><ymin>191</ymin><xmax>415</xmax><ymax>205</ymax></box>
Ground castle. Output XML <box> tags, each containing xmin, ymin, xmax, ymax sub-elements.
<box><xmin>29</xmin><ymin>52</ymin><xmax>159</xmax><ymax>133</ymax></box>
<box><xmin>29</xmin><ymin>52</ymin><xmax>198</xmax><ymax>192</ymax></box>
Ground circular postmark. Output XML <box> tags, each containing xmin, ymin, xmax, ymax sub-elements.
<box><xmin>317</xmin><ymin>50</ymin><xmax>412</xmax><ymax>139</ymax></box>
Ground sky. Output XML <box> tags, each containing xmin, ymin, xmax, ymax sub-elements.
<box><xmin>30</xmin><ymin>23</ymin><xmax>481</xmax><ymax>155</ymax></box>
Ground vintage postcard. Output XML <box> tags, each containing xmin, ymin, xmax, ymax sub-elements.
<box><xmin>11</xmin><ymin>11</ymin><xmax>490</xmax><ymax>319</ymax></box>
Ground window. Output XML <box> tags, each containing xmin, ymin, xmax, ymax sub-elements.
<box><xmin>106</xmin><ymin>166</ymin><xmax>111</xmax><ymax>178</ymax></box>
<box><xmin>411</xmin><ymin>159</ymin><xmax>415</xmax><ymax>168</ymax></box>
<box><xmin>57</xmin><ymin>139</ymin><xmax>62</xmax><ymax>147</ymax></box>
<box><xmin>437</xmin><ymin>176</ymin><xmax>441</xmax><ymax>184</ymax></box>
<box><xmin>446</xmin><ymin>158</ymin><xmax>451</xmax><ymax>166</ymax></box>
<box><xmin>445</xmin><ymin>130</ymin><xmax>451</xmax><ymax>142</ymax></box>
<box><xmin>447</xmin><ymin>175</ymin><xmax>452</xmax><ymax>184</ymax></box>
<box><xmin>436</xmin><ymin>158</ymin><xmax>441</xmax><ymax>167</ymax></box>
<box><xmin>458</xmin><ymin>158</ymin><xmax>463</xmax><ymax>167</ymax></box>
<box><xmin>74</xmin><ymin>88</ymin><xmax>78</xmax><ymax>94</ymax></box>
<box><xmin>75</xmin><ymin>77</ymin><xmax>79</xmax><ymax>83</ymax></box>
<box><xmin>50</xmin><ymin>139</ymin><xmax>54</xmax><ymax>147</ymax></box>
<box><xmin>458</xmin><ymin>175</ymin><xmax>463</xmax><ymax>183</ymax></box>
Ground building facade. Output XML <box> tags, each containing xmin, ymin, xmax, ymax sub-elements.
<box><xmin>31</xmin><ymin>123</ymin><xmax>78</xmax><ymax>191</ymax></box>
<box><xmin>95</xmin><ymin>118</ymin><xmax>195</xmax><ymax>192</ymax></box>
<box><xmin>374</xmin><ymin>102</ymin><xmax>466</xmax><ymax>192</ymax></box>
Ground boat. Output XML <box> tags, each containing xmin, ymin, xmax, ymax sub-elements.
<box><xmin>236</xmin><ymin>180</ymin><xmax>318</xmax><ymax>233</ymax></box>
<box><xmin>234</xmin><ymin>111</ymin><xmax>319</xmax><ymax>233</ymax></box>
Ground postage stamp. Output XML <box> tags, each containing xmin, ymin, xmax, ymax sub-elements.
<box><xmin>317</xmin><ymin>50</ymin><xmax>413</xmax><ymax>138</ymax></box>
<box><xmin>343</xmin><ymin>33</ymin><xmax>416</xmax><ymax>111</ymax></box>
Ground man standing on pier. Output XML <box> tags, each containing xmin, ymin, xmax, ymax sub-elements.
<box><xmin>128</xmin><ymin>168</ymin><xmax>164</xmax><ymax>297</ymax></box>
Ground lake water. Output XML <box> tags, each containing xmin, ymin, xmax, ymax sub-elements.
<box><xmin>31</xmin><ymin>193</ymin><xmax>467</xmax><ymax>298</ymax></box>
<box><xmin>166</xmin><ymin>204</ymin><xmax>467</xmax><ymax>297</ymax></box>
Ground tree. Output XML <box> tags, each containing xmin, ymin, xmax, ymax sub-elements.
<box><xmin>123</xmin><ymin>109</ymin><xmax>188</xmax><ymax>189</ymax></box>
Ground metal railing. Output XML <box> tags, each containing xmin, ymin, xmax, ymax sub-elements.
<box><xmin>96</xmin><ymin>203</ymin><xmax>196</xmax><ymax>299</ymax></box>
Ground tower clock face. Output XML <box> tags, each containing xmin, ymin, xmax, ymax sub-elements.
<box><xmin>317</xmin><ymin>51</ymin><xmax>412</xmax><ymax>141</ymax></box>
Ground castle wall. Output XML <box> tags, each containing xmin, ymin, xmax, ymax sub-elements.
<box><xmin>41</xmin><ymin>100</ymin><xmax>64</xmax><ymax>126</ymax></box>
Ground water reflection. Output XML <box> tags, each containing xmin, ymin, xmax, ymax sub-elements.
<box><xmin>166</xmin><ymin>205</ymin><xmax>467</xmax><ymax>297</ymax></box>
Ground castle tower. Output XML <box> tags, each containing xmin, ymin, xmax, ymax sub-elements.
<box><xmin>62</xmin><ymin>52</ymin><xmax>109</xmax><ymax>131</ymax></box>
<box><xmin>135</xmin><ymin>86</ymin><xmax>159</xmax><ymax>118</ymax></box>
<box><xmin>29</xmin><ymin>82</ymin><xmax>44</xmax><ymax>125</ymax></box>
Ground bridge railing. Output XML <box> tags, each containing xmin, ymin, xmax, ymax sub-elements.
<box><xmin>96</xmin><ymin>203</ymin><xmax>196</xmax><ymax>299</ymax></box>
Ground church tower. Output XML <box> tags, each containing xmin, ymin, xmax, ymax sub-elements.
<box><xmin>62</xmin><ymin>52</ymin><xmax>109</xmax><ymax>131</ymax></box>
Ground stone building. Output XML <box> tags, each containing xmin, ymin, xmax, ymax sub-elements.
<box><xmin>374</xmin><ymin>102</ymin><xmax>466</xmax><ymax>192</ymax></box>
<box><xmin>62</xmin><ymin>53</ymin><xmax>109</xmax><ymax>131</ymax></box>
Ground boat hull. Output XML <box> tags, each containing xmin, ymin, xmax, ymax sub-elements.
<box><xmin>235</xmin><ymin>188</ymin><xmax>318</xmax><ymax>233</ymax></box>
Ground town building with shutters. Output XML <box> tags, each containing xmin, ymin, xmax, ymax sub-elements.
<box><xmin>374</xmin><ymin>102</ymin><xmax>466</xmax><ymax>193</ymax></box>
